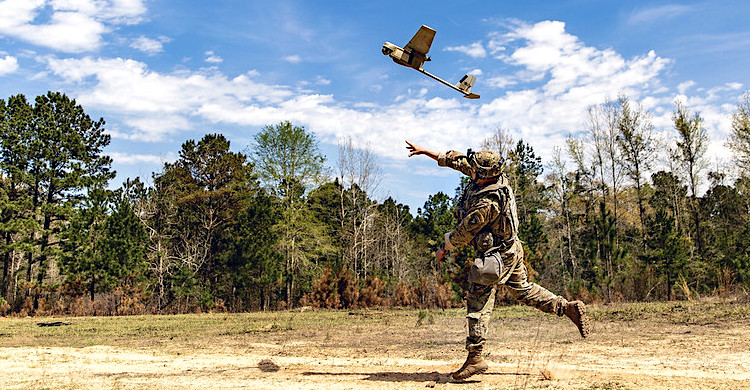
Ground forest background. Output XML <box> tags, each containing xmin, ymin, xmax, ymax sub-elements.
<box><xmin>1</xmin><ymin>90</ymin><xmax>750</xmax><ymax>316</ymax></box>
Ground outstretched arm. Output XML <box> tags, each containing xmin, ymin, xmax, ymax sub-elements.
<box><xmin>410</xmin><ymin>141</ymin><xmax>475</xmax><ymax>178</ymax></box>
<box><xmin>405</xmin><ymin>140</ymin><xmax>439</xmax><ymax>161</ymax></box>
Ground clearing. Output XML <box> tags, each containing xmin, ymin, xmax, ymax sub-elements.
<box><xmin>1</xmin><ymin>298</ymin><xmax>749</xmax><ymax>389</ymax></box>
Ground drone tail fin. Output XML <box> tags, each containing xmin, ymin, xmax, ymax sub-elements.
<box><xmin>455</xmin><ymin>74</ymin><xmax>476</xmax><ymax>93</ymax></box>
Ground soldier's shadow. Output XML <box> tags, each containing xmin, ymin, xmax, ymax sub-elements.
<box><xmin>302</xmin><ymin>370</ymin><xmax>530</xmax><ymax>384</ymax></box>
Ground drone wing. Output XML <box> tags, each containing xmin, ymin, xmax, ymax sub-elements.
<box><xmin>405</xmin><ymin>25</ymin><xmax>436</xmax><ymax>55</ymax></box>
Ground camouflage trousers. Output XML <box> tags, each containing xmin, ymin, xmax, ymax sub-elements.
<box><xmin>465</xmin><ymin>241</ymin><xmax>567</xmax><ymax>352</ymax></box>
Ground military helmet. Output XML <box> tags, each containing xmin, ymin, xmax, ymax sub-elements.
<box><xmin>467</xmin><ymin>149</ymin><xmax>504</xmax><ymax>179</ymax></box>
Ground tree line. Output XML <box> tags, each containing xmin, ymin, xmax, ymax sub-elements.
<box><xmin>536</xmin><ymin>93</ymin><xmax>750</xmax><ymax>302</ymax></box>
<box><xmin>1</xmin><ymin>91</ymin><xmax>749</xmax><ymax>316</ymax></box>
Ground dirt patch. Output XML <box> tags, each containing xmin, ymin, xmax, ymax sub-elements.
<box><xmin>1</xmin><ymin>301</ymin><xmax>749</xmax><ymax>389</ymax></box>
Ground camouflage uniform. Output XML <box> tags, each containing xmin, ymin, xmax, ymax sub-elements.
<box><xmin>437</xmin><ymin>150</ymin><xmax>568</xmax><ymax>353</ymax></box>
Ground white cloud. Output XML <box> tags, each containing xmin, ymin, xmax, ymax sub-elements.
<box><xmin>108</xmin><ymin>151</ymin><xmax>175</xmax><ymax>165</ymax></box>
<box><xmin>299</xmin><ymin>75</ymin><xmax>330</xmax><ymax>87</ymax></box>
<box><xmin>283</xmin><ymin>55</ymin><xmax>302</xmax><ymax>63</ymax></box>
<box><xmin>726</xmin><ymin>82</ymin><xmax>743</xmax><ymax>91</ymax></box>
<box><xmin>0</xmin><ymin>0</ymin><xmax>147</xmax><ymax>52</ymax></box>
<box><xmin>0</xmin><ymin>55</ymin><xmax>19</xmax><ymax>75</ymax></box>
<box><xmin>130</xmin><ymin>36</ymin><xmax>167</xmax><ymax>55</ymax></box>
<box><xmin>444</xmin><ymin>41</ymin><xmax>487</xmax><ymax>58</ymax></box>
<box><xmin>44</xmin><ymin>56</ymin><xmax>295</xmax><ymax>140</ymax></box>
<box><xmin>315</xmin><ymin>76</ymin><xmax>331</xmax><ymax>85</ymax></box>
<box><xmin>40</xmin><ymin>54</ymin><xmax>483</xmax><ymax>156</ymax></box>
<box><xmin>468</xmin><ymin>20</ymin><xmax>674</xmax><ymax>161</ymax></box>
<box><xmin>678</xmin><ymin>80</ymin><xmax>696</xmax><ymax>94</ymax></box>
<box><xmin>120</xmin><ymin>115</ymin><xmax>193</xmax><ymax>141</ymax></box>
<box><xmin>495</xmin><ymin>21</ymin><xmax>670</xmax><ymax>101</ymax></box>
<box><xmin>100</xmin><ymin>0</ymin><xmax>147</xmax><ymax>24</ymax></box>
<box><xmin>204</xmin><ymin>51</ymin><xmax>223</xmax><ymax>63</ymax></box>
<box><xmin>486</xmin><ymin>75</ymin><xmax>516</xmax><ymax>89</ymax></box>
<box><xmin>628</xmin><ymin>5</ymin><xmax>692</xmax><ymax>25</ymax></box>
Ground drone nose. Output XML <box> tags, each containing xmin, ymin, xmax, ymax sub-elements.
<box><xmin>382</xmin><ymin>46</ymin><xmax>392</xmax><ymax>55</ymax></box>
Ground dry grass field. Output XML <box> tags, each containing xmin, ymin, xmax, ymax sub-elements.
<box><xmin>1</xmin><ymin>298</ymin><xmax>749</xmax><ymax>389</ymax></box>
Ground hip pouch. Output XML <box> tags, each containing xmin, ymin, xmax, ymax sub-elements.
<box><xmin>468</xmin><ymin>252</ymin><xmax>504</xmax><ymax>285</ymax></box>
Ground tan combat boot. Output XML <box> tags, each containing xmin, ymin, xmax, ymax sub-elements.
<box><xmin>564</xmin><ymin>300</ymin><xmax>591</xmax><ymax>338</ymax></box>
<box><xmin>451</xmin><ymin>348</ymin><xmax>488</xmax><ymax>381</ymax></box>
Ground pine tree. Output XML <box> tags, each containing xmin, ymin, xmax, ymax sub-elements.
<box><xmin>60</xmin><ymin>187</ymin><xmax>148</xmax><ymax>302</ymax></box>
<box><xmin>641</xmin><ymin>208</ymin><xmax>689</xmax><ymax>300</ymax></box>
<box><xmin>229</xmin><ymin>192</ymin><xmax>284</xmax><ymax>311</ymax></box>
<box><xmin>154</xmin><ymin>133</ymin><xmax>257</xmax><ymax>309</ymax></box>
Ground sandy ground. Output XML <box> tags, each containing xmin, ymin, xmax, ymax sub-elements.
<box><xmin>2</xmin><ymin>306</ymin><xmax>750</xmax><ymax>389</ymax></box>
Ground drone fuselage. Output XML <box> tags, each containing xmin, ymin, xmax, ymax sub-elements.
<box><xmin>382</xmin><ymin>42</ymin><xmax>429</xmax><ymax>71</ymax></box>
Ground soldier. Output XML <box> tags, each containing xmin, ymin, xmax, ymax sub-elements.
<box><xmin>405</xmin><ymin>140</ymin><xmax>591</xmax><ymax>381</ymax></box>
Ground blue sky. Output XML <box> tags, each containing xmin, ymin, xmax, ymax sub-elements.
<box><xmin>1</xmin><ymin>0</ymin><xmax>749</xmax><ymax>212</ymax></box>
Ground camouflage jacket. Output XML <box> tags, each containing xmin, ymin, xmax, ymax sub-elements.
<box><xmin>438</xmin><ymin>150</ymin><xmax>520</xmax><ymax>254</ymax></box>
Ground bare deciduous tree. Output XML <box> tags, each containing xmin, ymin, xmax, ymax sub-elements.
<box><xmin>727</xmin><ymin>91</ymin><xmax>750</xmax><ymax>175</ymax></box>
<box><xmin>481</xmin><ymin>126</ymin><xmax>514</xmax><ymax>160</ymax></box>
<box><xmin>588</xmin><ymin>98</ymin><xmax>623</xmax><ymax>229</ymax></box>
<box><xmin>337</xmin><ymin>136</ymin><xmax>383</xmax><ymax>279</ymax></box>
<box><xmin>617</xmin><ymin>96</ymin><xmax>658</xmax><ymax>243</ymax></box>
<box><xmin>672</xmin><ymin>100</ymin><xmax>709</xmax><ymax>252</ymax></box>
<box><xmin>547</xmin><ymin>146</ymin><xmax>577</xmax><ymax>279</ymax></box>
